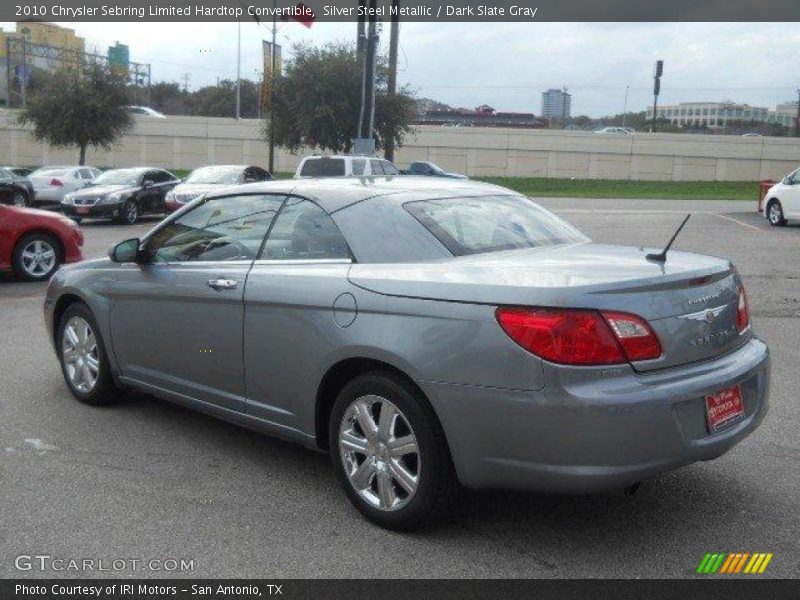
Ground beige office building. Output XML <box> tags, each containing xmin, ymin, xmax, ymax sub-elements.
<box><xmin>646</xmin><ymin>102</ymin><xmax>769</xmax><ymax>129</ymax></box>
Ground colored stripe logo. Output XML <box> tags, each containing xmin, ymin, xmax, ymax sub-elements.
<box><xmin>696</xmin><ymin>552</ymin><xmax>773</xmax><ymax>574</ymax></box>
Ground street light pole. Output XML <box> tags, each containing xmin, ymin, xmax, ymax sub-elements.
<box><xmin>235</xmin><ymin>21</ymin><xmax>241</xmax><ymax>120</ymax></box>
<box><xmin>268</xmin><ymin>1</ymin><xmax>277</xmax><ymax>173</ymax></box>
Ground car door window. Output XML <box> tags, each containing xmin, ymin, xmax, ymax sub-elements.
<box><xmin>369</xmin><ymin>160</ymin><xmax>384</xmax><ymax>175</ymax></box>
<box><xmin>145</xmin><ymin>194</ymin><xmax>284</xmax><ymax>263</ymax></box>
<box><xmin>260</xmin><ymin>197</ymin><xmax>351</xmax><ymax>261</ymax></box>
<box><xmin>78</xmin><ymin>168</ymin><xmax>94</xmax><ymax>180</ymax></box>
<box><xmin>351</xmin><ymin>159</ymin><xmax>366</xmax><ymax>176</ymax></box>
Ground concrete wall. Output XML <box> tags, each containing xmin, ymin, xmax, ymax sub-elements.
<box><xmin>1</xmin><ymin>110</ymin><xmax>799</xmax><ymax>181</ymax></box>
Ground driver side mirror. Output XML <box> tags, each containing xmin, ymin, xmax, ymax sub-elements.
<box><xmin>143</xmin><ymin>179</ymin><xmax>155</xmax><ymax>189</ymax></box>
<box><xmin>109</xmin><ymin>238</ymin><xmax>141</xmax><ymax>263</ymax></box>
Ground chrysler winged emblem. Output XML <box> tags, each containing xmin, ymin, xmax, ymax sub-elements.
<box><xmin>680</xmin><ymin>305</ymin><xmax>727</xmax><ymax>324</ymax></box>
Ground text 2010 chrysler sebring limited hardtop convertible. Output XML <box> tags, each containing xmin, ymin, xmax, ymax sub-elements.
<box><xmin>44</xmin><ymin>177</ymin><xmax>769</xmax><ymax>529</ymax></box>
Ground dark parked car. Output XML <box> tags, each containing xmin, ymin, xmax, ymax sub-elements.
<box><xmin>165</xmin><ymin>165</ymin><xmax>273</xmax><ymax>213</ymax></box>
<box><xmin>2</xmin><ymin>166</ymin><xmax>34</xmax><ymax>178</ymax></box>
<box><xmin>402</xmin><ymin>161</ymin><xmax>467</xmax><ymax>179</ymax></box>
<box><xmin>0</xmin><ymin>204</ymin><xmax>83</xmax><ymax>280</ymax></box>
<box><xmin>0</xmin><ymin>167</ymin><xmax>35</xmax><ymax>207</ymax></box>
<box><xmin>61</xmin><ymin>167</ymin><xmax>180</xmax><ymax>224</ymax></box>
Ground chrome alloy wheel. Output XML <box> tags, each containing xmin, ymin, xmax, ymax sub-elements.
<box><xmin>339</xmin><ymin>395</ymin><xmax>420</xmax><ymax>511</ymax></box>
<box><xmin>12</xmin><ymin>192</ymin><xmax>27</xmax><ymax>207</ymax></box>
<box><xmin>21</xmin><ymin>239</ymin><xmax>56</xmax><ymax>278</ymax></box>
<box><xmin>769</xmin><ymin>203</ymin><xmax>783</xmax><ymax>225</ymax></box>
<box><xmin>61</xmin><ymin>316</ymin><xmax>99</xmax><ymax>393</ymax></box>
<box><xmin>125</xmin><ymin>201</ymin><xmax>138</xmax><ymax>224</ymax></box>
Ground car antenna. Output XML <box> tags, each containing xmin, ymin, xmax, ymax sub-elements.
<box><xmin>646</xmin><ymin>214</ymin><xmax>691</xmax><ymax>263</ymax></box>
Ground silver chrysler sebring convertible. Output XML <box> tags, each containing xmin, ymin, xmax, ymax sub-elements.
<box><xmin>44</xmin><ymin>177</ymin><xmax>770</xmax><ymax>529</ymax></box>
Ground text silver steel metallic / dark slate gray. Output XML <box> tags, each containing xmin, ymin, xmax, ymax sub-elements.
<box><xmin>43</xmin><ymin>176</ymin><xmax>770</xmax><ymax>529</ymax></box>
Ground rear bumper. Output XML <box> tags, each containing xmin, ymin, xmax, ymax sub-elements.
<box><xmin>424</xmin><ymin>337</ymin><xmax>769</xmax><ymax>493</ymax></box>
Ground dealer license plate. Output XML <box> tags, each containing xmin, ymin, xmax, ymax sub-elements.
<box><xmin>705</xmin><ymin>384</ymin><xmax>744</xmax><ymax>433</ymax></box>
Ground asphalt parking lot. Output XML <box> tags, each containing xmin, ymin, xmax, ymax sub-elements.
<box><xmin>1</xmin><ymin>200</ymin><xmax>798</xmax><ymax>579</ymax></box>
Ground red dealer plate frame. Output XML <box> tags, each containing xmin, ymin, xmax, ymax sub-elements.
<box><xmin>76</xmin><ymin>207</ymin><xmax>90</xmax><ymax>214</ymax></box>
<box><xmin>705</xmin><ymin>384</ymin><xmax>745</xmax><ymax>433</ymax></box>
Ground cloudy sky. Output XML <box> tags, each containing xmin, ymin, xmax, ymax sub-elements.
<box><xmin>3</xmin><ymin>21</ymin><xmax>797</xmax><ymax>116</ymax></box>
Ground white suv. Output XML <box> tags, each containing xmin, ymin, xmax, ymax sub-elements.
<box><xmin>294</xmin><ymin>155</ymin><xmax>399</xmax><ymax>178</ymax></box>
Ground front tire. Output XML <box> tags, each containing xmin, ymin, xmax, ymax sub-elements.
<box><xmin>57</xmin><ymin>303</ymin><xmax>119</xmax><ymax>406</ymax></box>
<box><xmin>767</xmin><ymin>199</ymin><xmax>787</xmax><ymax>226</ymax></box>
<box><xmin>120</xmin><ymin>199</ymin><xmax>138</xmax><ymax>225</ymax></box>
<box><xmin>11</xmin><ymin>191</ymin><xmax>29</xmax><ymax>207</ymax></box>
<box><xmin>12</xmin><ymin>232</ymin><xmax>61</xmax><ymax>281</ymax></box>
<box><xmin>329</xmin><ymin>371</ymin><xmax>458</xmax><ymax>530</ymax></box>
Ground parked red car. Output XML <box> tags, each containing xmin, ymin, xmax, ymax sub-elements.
<box><xmin>0</xmin><ymin>204</ymin><xmax>84</xmax><ymax>281</ymax></box>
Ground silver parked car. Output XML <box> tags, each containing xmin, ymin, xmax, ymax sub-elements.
<box><xmin>28</xmin><ymin>166</ymin><xmax>102</xmax><ymax>208</ymax></box>
<box><xmin>44</xmin><ymin>177</ymin><xmax>769</xmax><ymax>529</ymax></box>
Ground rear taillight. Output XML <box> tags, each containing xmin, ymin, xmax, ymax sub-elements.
<box><xmin>50</xmin><ymin>178</ymin><xmax>63</xmax><ymax>187</ymax></box>
<box><xmin>736</xmin><ymin>286</ymin><xmax>750</xmax><ymax>333</ymax></box>
<box><xmin>496</xmin><ymin>307</ymin><xmax>661</xmax><ymax>366</ymax></box>
<box><xmin>601</xmin><ymin>311</ymin><xmax>662</xmax><ymax>362</ymax></box>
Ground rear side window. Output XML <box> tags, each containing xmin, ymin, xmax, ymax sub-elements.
<box><xmin>370</xmin><ymin>160</ymin><xmax>384</xmax><ymax>175</ymax></box>
<box><xmin>300</xmin><ymin>158</ymin><xmax>345</xmax><ymax>177</ymax></box>
<box><xmin>381</xmin><ymin>161</ymin><xmax>399</xmax><ymax>175</ymax></box>
<box><xmin>404</xmin><ymin>195</ymin><xmax>588</xmax><ymax>256</ymax></box>
<box><xmin>261</xmin><ymin>197</ymin><xmax>350</xmax><ymax>261</ymax></box>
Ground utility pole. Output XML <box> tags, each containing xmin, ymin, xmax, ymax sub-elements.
<box><xmin>795</xmin><ymin>88</ymin><xmax>800</xmax><ymax>137</ymax></box>
<box><xmin>235</xmin><ymin>21</ymin><xmax>241</xmax><ymax>120</ymax></box>
<box><xmin>356</xmin><ymin>0</ymin><xmax>367</xmax><ymax>142</ymax></box>
<box><xmin>268</xmin><ymin>1</ymin><xmax>277</xmax><ymax>172</ymax></box>
<box><xmin>355</xmin><ymin>0</ymin><xmax>378</xmax><ymax>154</ymax></box>
<box><xmin>622</xmin><ymin>85</ymin><xmax>630</xmax><ymax>128</ymax></box>
<box><xmin>651</xmin><ymin>60</ymin><xmax>663</xmax><ymax>133</ymax></box>
<box><xmin>384</xmin><ymin>0</ymin><xmax>400</xmax><ymax>162</ymax></box>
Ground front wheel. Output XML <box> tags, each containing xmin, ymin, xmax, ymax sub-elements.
<box><xmin>13</xmin><ymin>233</ymin><xmax>61</xmax><ymax>281</ymax></box>
<box><xmin>329</xmin><ymin>371</ymin><xmax>458</xmax><ymax>530</ymax></box>
<box><xmin>11</xmin><ymin>191</ymin><xmax>29</xmax><ymax>207</ymax></box>
<box><xmin>57</xmin><ymin>303</ymin><xmax>119</xmax><ymax>405</ymax></box>
<box><xmin>767</xmin><ymin>200</ymin><xmax>787</xmax><ymax>226</ymax></box>
<box><xmin>121</xmin><ymin>199</ymin><xmax>138</xmax><ymax>225</ymax></box>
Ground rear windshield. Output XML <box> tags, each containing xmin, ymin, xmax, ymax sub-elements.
<box><xmin>300</xmin><ymin>158</ymin><xmax>345</xmax><ymax>177</ymax></box>
<box><xmin>404</xmin><ymin>195</ymin><xmax>588</xmax><ymax>256</ymax></box>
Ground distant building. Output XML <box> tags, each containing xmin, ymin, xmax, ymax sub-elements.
<box><xmin>108</xmin><ymin>42</ymin><xmax>130</xmax><ymax>74</ymax></box>
<box><xmin>768</xmin><ymin>101</ymin><xmax>798</xmax><ymax>127</ymax></box>
<box><xmin>416</xmin><ymin>104</ymin><xmax>545</xmax><ymax>129</ymax></box>
<box><xmin>541</xmin><ymin>88</ymin><xmax>572</xmax><ymax>120</ymax></box>
<box><xmin>0</xmin><ymin>22</ymin><xmax>86</xmax><ymax>104</ymax></box>
<box><xmin>647</xmin><ymin>101</ymin><xmax>769</xmax><ymax>129</ymax></box>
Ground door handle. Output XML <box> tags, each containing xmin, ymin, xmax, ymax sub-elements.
<box><xmin>207</xmin><ymin>278</ymin><xmax>238</xmax><ymax>291</ymax></box>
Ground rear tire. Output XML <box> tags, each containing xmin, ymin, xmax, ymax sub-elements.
<box><xmin>329</xmin><ymin>370</ymin><xmax>458</xmax><ymax>530</ymax></box>
<box><xmin>57</xmin><ymin>303</ymin><xmax>119</xmax><ymax>406</ymax></box>
<box><xmin>12</xmin><ymin>232</ymin><xmax>61</xmax><ymax>281</ymax></box>
<box><xmin>767</xmin><ymin>199</ymin><xmax>787</xmax><ymax>226</ymax></box>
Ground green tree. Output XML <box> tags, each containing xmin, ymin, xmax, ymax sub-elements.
<box><xmin>267</xmin><ymin>42</ymin><xmax>416</xmax><ymax>153</ymax></box>
<box><xmin>18</xmin><ymin>62</ymin><xmax>134</xmax><ymax>165</ymax></box>
<box><xmin>192</xmin><ymin>79</ymin><xmax>261</xmax><ymax>118</ymax></box>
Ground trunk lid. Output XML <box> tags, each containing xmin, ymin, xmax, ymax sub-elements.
<box><xmin>348</xmin><ymin>242</ymin><xmax>748</xmax><ymax>372</ymax></box>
